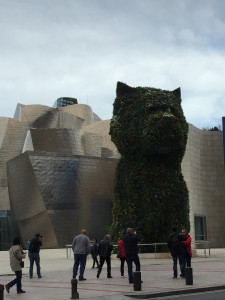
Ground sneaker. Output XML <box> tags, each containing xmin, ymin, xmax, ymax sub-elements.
<box><xmin>107</xmin><ymin>275</ymin><xmax>113</xmax><ymax>278</ymax></box>
<box><xmin>5</xmin><ymin>284</ymin><xmax>10</xmax><ymax>293</ymax></box>
<box><xmin>79</xmin><ymin>277</ymin><xmax>87</xmax><ymax>281</ymax></box>
<box><xmin>173</xmin><ymin>276</ymin><xmax>177</xmax><ymax>279</ymax></box>
<box><xmin>121</xmin><ymin>275</ymin><xmax>125</xmax><ymax>278</ymax></box>
<box><xmin>17</xmin><ymin>290</ymin><xmax>26</xmax><ymax>294</ymax></box>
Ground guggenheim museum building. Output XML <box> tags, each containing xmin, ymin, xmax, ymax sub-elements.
<box><xmin>0</xmin><ymin>97</ymin><xmax>225</xmax><ymax>249</ymax></box>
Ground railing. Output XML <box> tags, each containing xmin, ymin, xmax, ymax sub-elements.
<box><xmin>65</xmin><ymin>244</ymin><xmax>72</xmax><ymax>259</ymax></box>
<box><xmin>65</xmin><ymin>241</ymin><xmax>210</xmax><ymax>259</ymax></box>
<box><xmin>65</xmin><ymin>243</ymin><xmax>169</xmax><ymax>259</ymax></box>
<box><xmin>113</xmin><ymin>243</ymin><xmax>169</xmax><ymax>259</ymax></box>
<box><xmin>194</xmin><ymin>241</ymin><xmax>210</xmax><ymax>258</ymax></box>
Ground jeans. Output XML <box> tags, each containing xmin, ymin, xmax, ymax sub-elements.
<box><xmin>92</xmin><ymin>255</ymin><xmax>99</xmax><ymax>268</ymax></box>
<box><xmin>8</xmin><ymin>271</ymin><xmax>22</xmax><ymax>292</ymax></box>
<box><xmin>97</xmin><ymin>256</ymin><xmax>111</xmax><ymax>277</ymax></box>
<box><xmin>126</xmin><ymin>254</ymin><xmax>140</xmax><ymax>283</ymax></box>
<box><xmin>29</xmin><ymin>252</ymin><xmax>41</xmax><ymax>277</ymax></box>
<box><xmin>120</xmin><ymin>257</ymin><xmax>126</xmax><ymax>276</ymax></box>
<box><xmin>172</xmin><ymin>255</ymin><xmax>185</xmax><ymax>277</ymax></box>
<box><xmin>73</xmin><ymin>254</ymin><xmax>87</xmax><ymax>278</ymax></box>
<box><xmin>185</xmin><ymin>255</ymin><xmax>192</xmax><ymax>268</ymax></box>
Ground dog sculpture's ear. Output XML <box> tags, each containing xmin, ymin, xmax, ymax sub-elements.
<box><xmin>172</xmin><ymin>87</ymin><xmax>181</xmax><ymax>101</ymax></box>
<box><xmin>116</xmin><ymin>82</ymin><xmax>134</xmax><ymax>97</ymax></box>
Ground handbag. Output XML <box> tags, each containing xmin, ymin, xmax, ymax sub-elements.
<box><xmin>12</xmin><ymin>247</ymin><xmax>25</xmax><ymax>268</ymax></box>
<box><xmin>116</xmin><ymin>250</ymin><xmax>121</xmax><ymax>258</ymax></box>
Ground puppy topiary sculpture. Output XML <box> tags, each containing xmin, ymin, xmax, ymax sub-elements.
<box><xmin>110</xmin><ymin>82</ymin><xmax>190</xmax><ymax>242</ymax></box>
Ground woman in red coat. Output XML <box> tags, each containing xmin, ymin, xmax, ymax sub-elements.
<box><xmin>181</xmin><ymin>229</ymin><xmax>192</xmax><ymax>268</ymax></box>
<box><xmin>117</xmin><ymin>239</ymin><xmax>126</xmax><ymax>277</ymax></box>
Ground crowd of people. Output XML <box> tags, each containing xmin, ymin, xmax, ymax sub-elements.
<box><xmin>71</xmin><ymin>227</ymin><xmax>142</xmax><ymax>284</ymax></box>
<box><xmin>4</xmin><ymin>227</ymin><xmax>192</xmax><ymax>294</ymax></box>
<box><xmin>72</xmin><ymin>227</ymin><xmax>192</xmax><ymax>283</ymax></box>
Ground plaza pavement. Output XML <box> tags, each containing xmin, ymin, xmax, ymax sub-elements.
<box><xmin>1</xmin><ymin>248</ymin><xmax>225</xmax><ymax>299</ymax></box>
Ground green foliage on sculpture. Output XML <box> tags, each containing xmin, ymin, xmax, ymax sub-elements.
<box><xmin>109</xmin><ymin>82</ymin><xmax>190</xmax><ymax>242</ymax></box>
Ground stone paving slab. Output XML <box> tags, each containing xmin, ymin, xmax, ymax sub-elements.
<box><xmin>0</xmin><ymin>249</ymin><xmax>225</xmax><ymax>299</ymax></box>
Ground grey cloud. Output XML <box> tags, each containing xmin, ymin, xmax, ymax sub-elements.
<box><xmin>0</xmin><ymin>0</ymin><xmax>225</xmax><ymax>128</ymax></box>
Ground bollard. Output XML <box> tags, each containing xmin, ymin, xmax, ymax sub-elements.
<box><xmin>71</xmin><ymin>278</ymin><xmax>79</xmax><ymax>299</ymax></box>
<box><xmin>0</xmin><ymin>284</ymin><xmax>4</xmax><ymax>300</ymax></box>
<box><xmin>185</xmin><ymin>267</ymin><xmax>193</xmax><ymax>285</ymax></box>
<box><xmin>133</xmin><ymin>271</ymin><xmax>142</xmax><ymax>291</ymax></box>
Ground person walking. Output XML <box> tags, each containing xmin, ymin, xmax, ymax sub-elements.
<box><xmin>97</xmin><ymin>234</ymin><xmax>113</xmax><ymax>278</ymax></box>
<box><xmin>181</xmin><ymin>228</ymin><xmax>192</xmax><ymax>268</ymax></box>
<box><xmin>117</xmin><ymin>238</ymin><xmax>126</xmax><ymax>278</ymax></box>
<box><xmin>5</xmin><ymin>236</ymin><xmax>26</xmax><ymax>294</ymax></box>
<box><xmin>72</xmin><ymin>229</ymin><xmax>91</xmax><ymax>281</ymax></box>
<box><xmin>28</xmin><ymin>233</ymin><xmax>43</xmax><ymax>279</ymax></box>
<box><xmin>123</xmin><ymin>228</ymin><xmax>141</xmax><ymax>284</ymax></box>
<box><xmin>167</xmin><ymin>227</ymin><xmax>185</xmax><ymax>279</ymax></box>
<box><xmin>90</xmin><ymin>238</ymin><xmax>99</xmax><ymax>269</ymax></box>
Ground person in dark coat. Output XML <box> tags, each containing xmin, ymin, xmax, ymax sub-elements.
<box><xmin>123</xmin><ymin>228</ymin><xmax>141</xmax><ymax>284</ymax></box>
<box><xmin>90</xmin><ymin>238</ymin><xmax>99</xmax><ymax>269</ymax></box>
<box><xmin>167</xmin><ymin>227</ymin><xmax>185</xmax><ymax>278</ymax></box>
<box><xmin>28</xmin><ymin>233</ymin><xmax>43</xmax><ymax>279</ymax></box>
<box><xmin>97</xmin><ymin>234</ymin><xmax>113</xmax><ymax>278</ymax></box>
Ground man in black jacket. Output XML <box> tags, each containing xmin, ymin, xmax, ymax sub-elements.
<box><xmin>97</xmin><ymin>234</ymin><xmax>113</xmax><ymax>278</ymax></box>
<box><xmin>28</xmin><ymin>233</ymin><xmax>42</xmax><ymax>279</ymax></box>
<box><xmin>167</xmin><ymin>227</ymin><xmax>185</xmax><ymax>278</ymax></box>
<box><xmin>123</xmin><ymin>228</ymin><xmax>141</xmax><ymax>284</ymax></box>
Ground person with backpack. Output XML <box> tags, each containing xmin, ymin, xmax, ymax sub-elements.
<box><xmin>167</xmin><ymin>227</ymin><xmax>185</xmax><ymax>279</ymax></box>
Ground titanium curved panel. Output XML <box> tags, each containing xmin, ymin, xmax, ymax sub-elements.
<box><xmin>7</xmin><ymin>151</ymin><xmax>117</xmax><ymax>247</ymax></box>
<box><xmin>28</xmin><ymin>129</ymin><xmax>102</xmax><ymax>156</ymax></box>
<box><xmin>7</xmin><ymin>152</ymin><xmax>46</xmax><ymax>220</ymax></box>
<box><xmin>0</xmin><ymin>118</ymin><xmax>28</xmax><ymax>210</ymax></box>
<box><xmin>61</xmin><ymin>104</ymin><xmax>94</xmax><ymax>125</ymax></box>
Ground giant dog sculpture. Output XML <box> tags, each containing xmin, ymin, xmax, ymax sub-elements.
<box><xmin>110</xmin><ymin>82</ymin><xmax>190</xmax><ymax>242</ymax></box>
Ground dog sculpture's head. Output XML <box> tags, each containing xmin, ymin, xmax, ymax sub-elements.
<box><xmin>110</xmin><ymin>82</ymin><xmax>188</xmax><ymax>161</ymax></box>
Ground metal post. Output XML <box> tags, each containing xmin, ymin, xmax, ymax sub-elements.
<box><xmin>0</xmin><ymin>284</ymin><xmax>4</xmax><ymax>300</ymax></box>
<box><xmin>185</xmin><ymin>267</ymin><xmax>193</xmax><ymax>285</ymax></box>
<box><xmin>71</xmin><ymin>278</ymin><xmax>79</xmax><ymax>299</ymax></box>
<box><xmin>133</xmin><ymin>271</ymin><xmax>142</xmax><ymax>291</ymax></box>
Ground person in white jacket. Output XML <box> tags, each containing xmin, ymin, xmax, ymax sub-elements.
<box><xmin>5</xmin><ymin>236</ymin><xmax>26</xmax><ymax>294</ymax></box>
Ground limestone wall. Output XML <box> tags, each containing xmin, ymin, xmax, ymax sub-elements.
<box><xmin>182</xmin><ymin>124</ymin><xmax>225</xmax><ymax>247</ymax></box>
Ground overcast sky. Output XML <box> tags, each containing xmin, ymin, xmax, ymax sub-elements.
<box><xmin>1</xmin><ymin>0</ymin><xmax>225</xmax><ymax>129</ymax></box>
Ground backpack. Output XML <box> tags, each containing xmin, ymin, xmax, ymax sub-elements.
<box><xmin>171</xmin><ymin>234</ymin><xmax>180</xmax><ymax>248</ymax></box>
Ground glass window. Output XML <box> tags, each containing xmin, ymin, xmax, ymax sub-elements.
<box><xmin>0</xmin><ymin>211</ymin><xmax>19</xmax><ymax>250</ymax></box>
<box><xmin>195</xmin><ymin>215</ymin><xmax>207</xmax><ymax>240</ymax></box>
